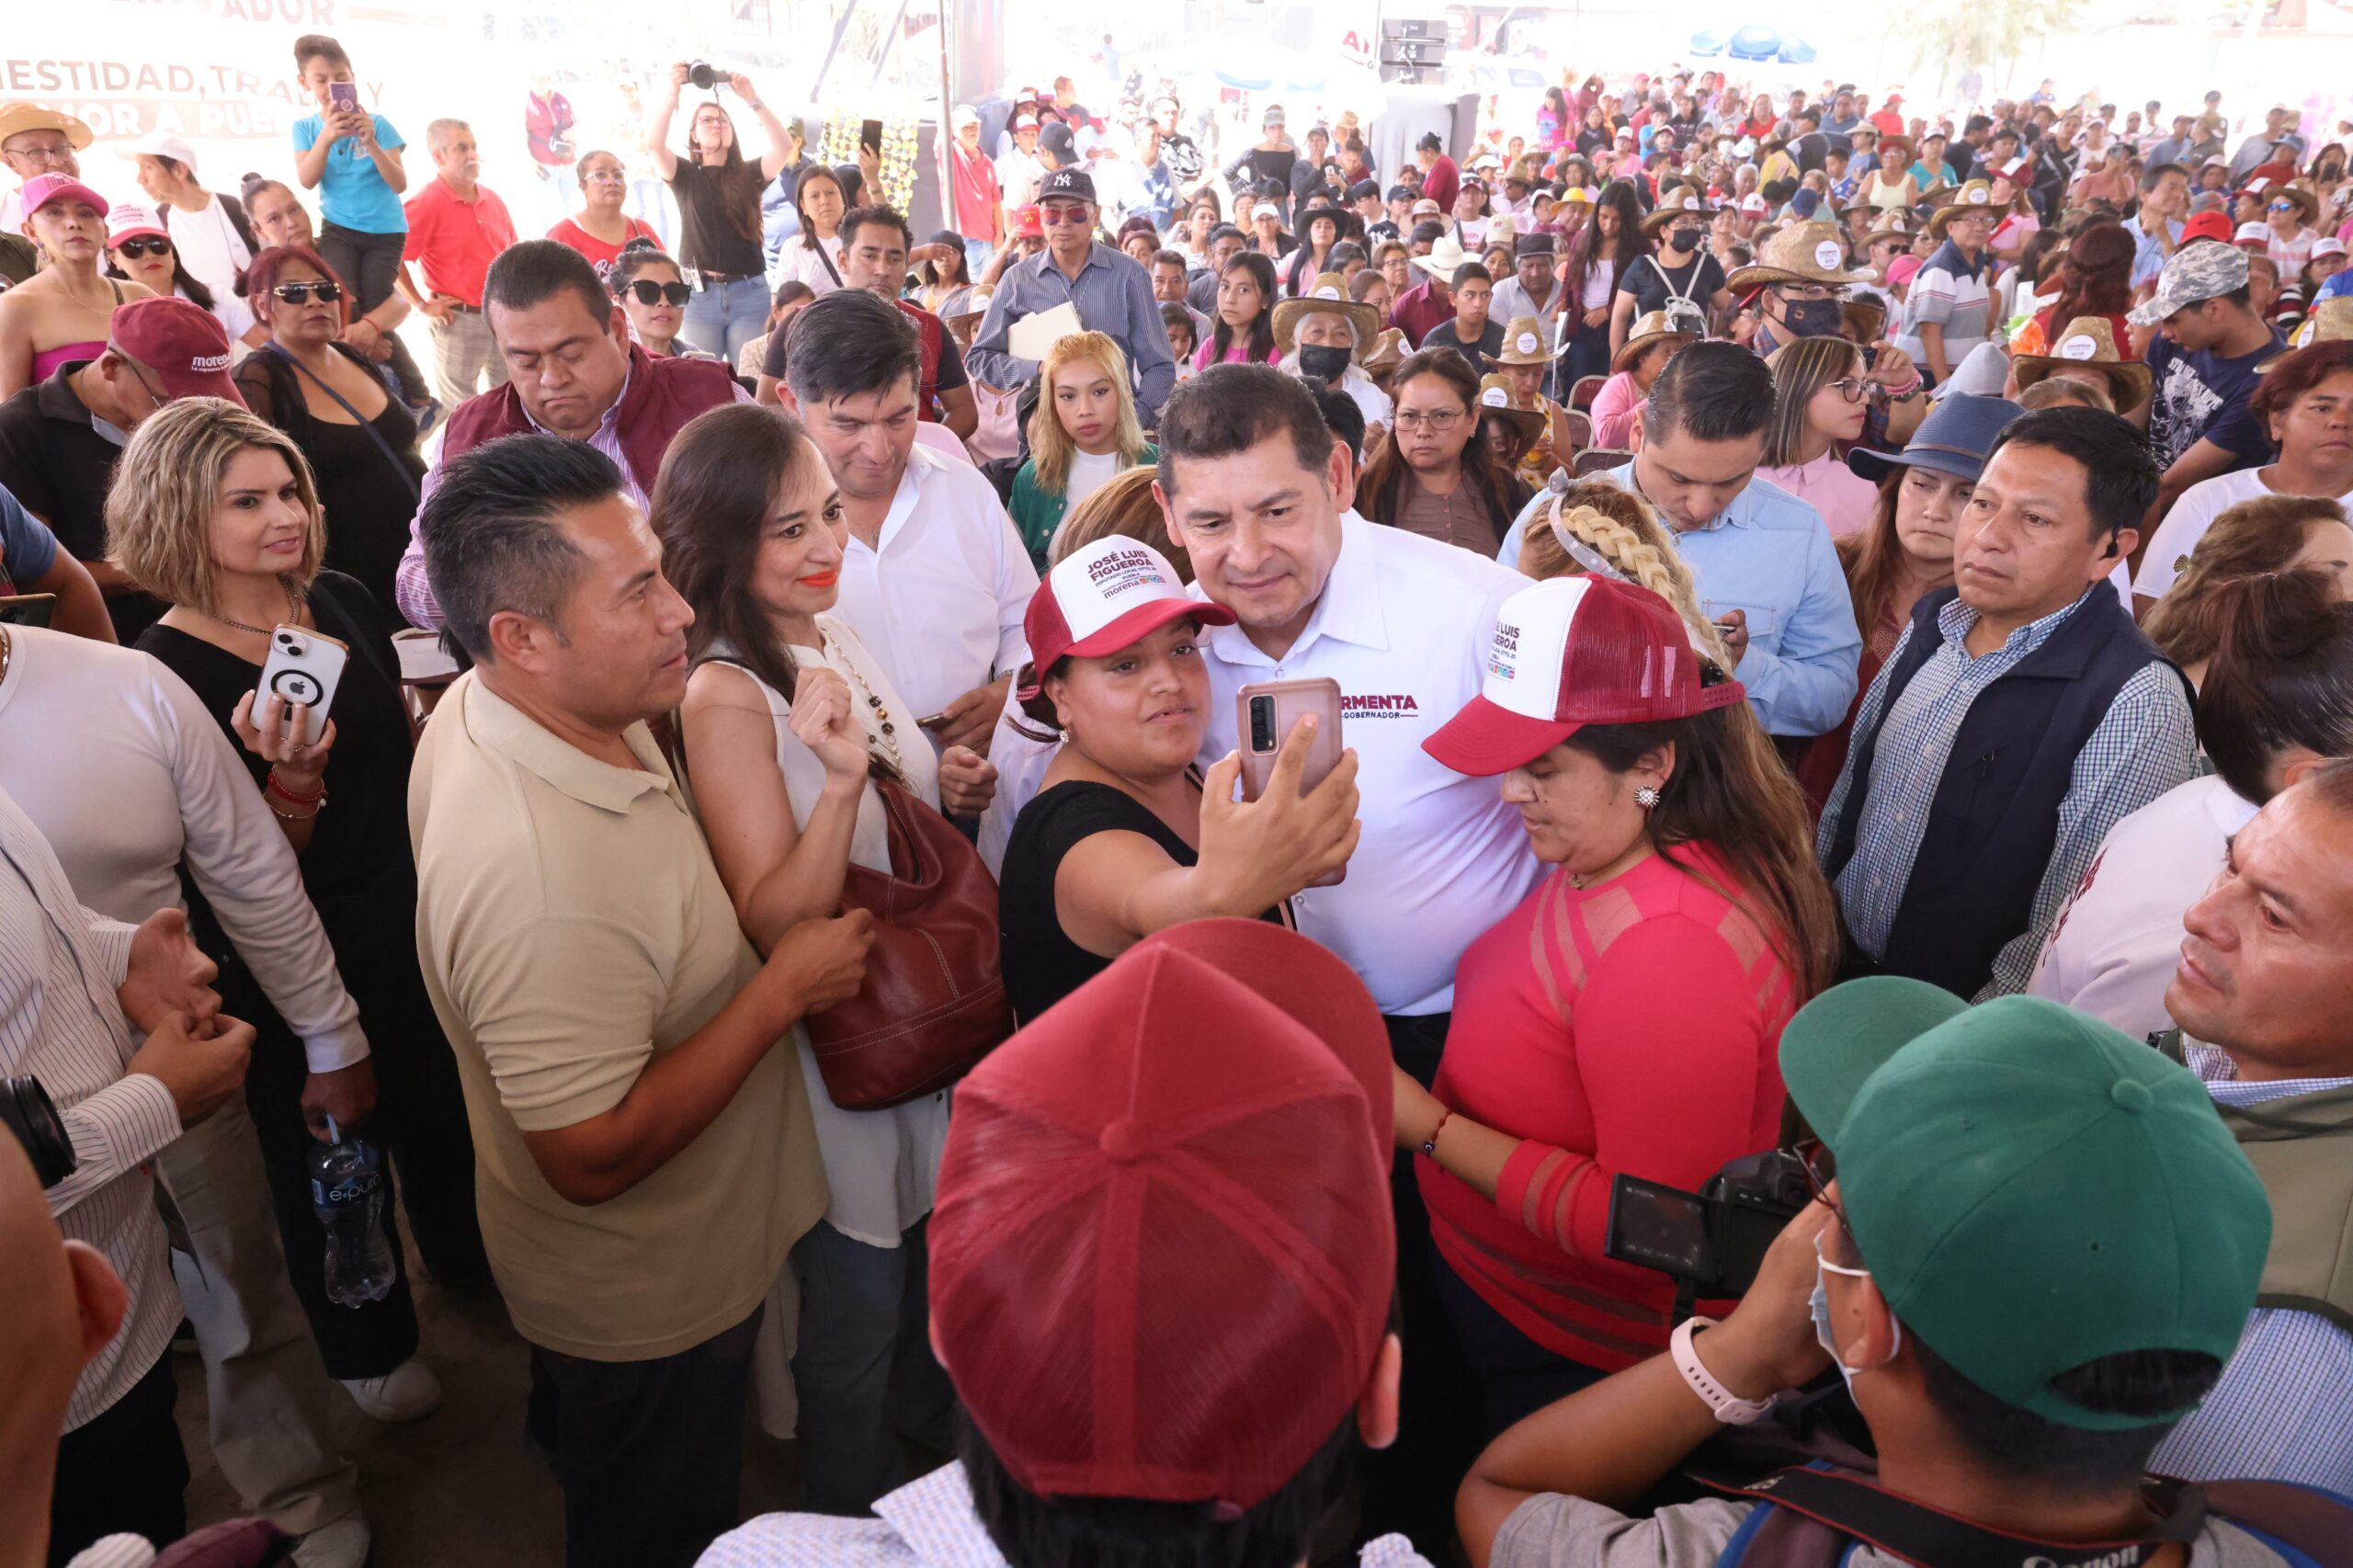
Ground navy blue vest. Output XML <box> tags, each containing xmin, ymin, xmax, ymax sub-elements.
<box><xmin>1822</xmin><ymin>585</ymin><xmax>2183</xmax><ymax>998</ymax></box>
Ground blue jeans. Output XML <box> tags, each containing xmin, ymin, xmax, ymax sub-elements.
<box><xmin>680</xmin><ymin>275</ymin><xmax>768</xmax><ymax>361</ymax></box>
<box><xmin>789</xmin><ymin>1217</ymin><xmax>957</xmax><ymax>1516</ymax></box>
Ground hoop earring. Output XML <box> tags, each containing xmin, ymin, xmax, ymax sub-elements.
<box><xmin>1633</xmin><ymin>785</ymin><xmax>1662</xmax><ymax>810</ymax></box>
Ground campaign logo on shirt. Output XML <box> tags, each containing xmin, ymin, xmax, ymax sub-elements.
<box><xmin>1339</xmin><ymin>692</ymin><xmax>1423</xmax><ymax>718</ymax></box>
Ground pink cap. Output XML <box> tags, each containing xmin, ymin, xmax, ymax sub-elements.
<box><xmin>1017</xmin><ymin>537</ymin><xmax>1233</xmax><ymax>699</ymax></box>
<box><xmin>1888</xmin><ymin>253</ymin><xmax>1925</xmax><ymax>289</ymax></box>
<box><xmin>105</xmin><ymin>202</ymin><xmax>167</xmax><ymax>247</ymax></box>
<box><xmin>19</xmin><ymin>172</ymin><xmax>109</xmax><ymax>222</ymax></box>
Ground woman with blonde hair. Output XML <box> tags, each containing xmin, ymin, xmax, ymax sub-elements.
<box><xmin>2143</xmin><ymin>494</ymin><xmax>2353</xmax><ymax>687</ymax></box>
<box><xmin>113</xmin><ymin>395</ymin><xmax>483</xmax><ymax>1415</ymax></box>
<box><xmin>1008</xmin><ymin>331</ymin><xmax>1155</xmax><ymax>570</ymax></box>
<box><xmin>1756</xmin><ymin>335</ymin><xmax>1877</xmax><ymax>537</ymax></box>
<box><xmin>1515</xmin><ymin>478</ymin><xmax>1733</xmax><ymax>669</ymax></box>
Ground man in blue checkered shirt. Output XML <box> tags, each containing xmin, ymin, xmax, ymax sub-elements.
<box><xmin>1819</xmin><ymin>406</ymin><xmax>2197</xmax><ymax>1001</ymax></box>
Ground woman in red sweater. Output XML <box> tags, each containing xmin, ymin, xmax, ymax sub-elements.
<box><xmin>1404</xmin><ymin>571</ymin><xmax>1838</xmax><ymax>1434</ymax></box>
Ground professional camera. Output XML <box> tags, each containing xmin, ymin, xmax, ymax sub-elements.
<box><xmin>1603</xmin><ymin>1148</ymin><xmax>1811</xmax><ymax>1312</ymax></box>
<box><xmin>2</xmin><ymin>1074</ymin><xmax>77</xmax><ymax>1189</ymax></box>
<box><xmin>688</xmin><ymin>61</ymin><xmax>726</xmax><ymax>91</ymax></box>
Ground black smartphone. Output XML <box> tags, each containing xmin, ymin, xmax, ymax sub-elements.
<box><xmin>0</xmin><ymin>592</ymin><xmax>56</xmax><ymax>629</ymax></box>
<box><xmin>860</xmin><ymin>118</ymin><xmax>883</xmax><ymax>155</ymax></box>
<box><xmin>1604</xmin><ymin>1174</ymin><xmax>1716</xmax><ymax>1281</ymax></box>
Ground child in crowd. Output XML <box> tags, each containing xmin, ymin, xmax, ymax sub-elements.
<box><xmin>1161</xmin><ymin>301</ymin><xmax>1198</xmax><ymax>377</ymax></box>
<box><xmin>289</xmin><ymin>35</ymin><xmax>411</xmax><ymax>368</ymax></box>
<box><xmin>1010</xmin><ymin>332</ymin><xmax>1158</xmax><ymax>569</ymax></box>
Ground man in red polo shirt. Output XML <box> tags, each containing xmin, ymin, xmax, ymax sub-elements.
<box><xmin>836</xmin><ymin>203</ymin><xmax>979</xmax><ymax>442</ymax></box>
<box><xmin>403</xmin><ymin>118</ymin><xmax>518</xmax><ymax>407</ymax></box>
<box><xmin>946</xmin><ymin>105</ymin><xmax>1002</xmax><ymax>271</ymax></box>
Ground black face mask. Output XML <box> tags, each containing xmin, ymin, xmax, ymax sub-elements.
<box><xmin>1779</xmin><ymin>296</ymin><xmax>1846</xmax><ymax>337</ymax></box>
<box><xmin>1297</xmin><ymin>343</ymin><xmax>1354</xmax><ymax>380</ymax></box>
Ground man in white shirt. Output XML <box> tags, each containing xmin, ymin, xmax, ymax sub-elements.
<box><xmin>1155</xmin><ymin>362</ymin><xmax>1540</xmax><ymax>1551</ymax></box>
<box><xmin>0</xmin><ymin>782</ymin><xmax>253</xmax><ymax>1562</ymax></box>
<box><xmin>118</xmin><ymin>132</ymin><xmax>257</xmax><ymax>307</ymax></box>
<box><xmin>783</xmin><ymin>289</ymin><xmax>1036</xmax><ymax>758</ymax></box>
<box><xmin>995</xmin><ymin>113</ymin><xmax>1046</xmax><ymax>219</ymax></box>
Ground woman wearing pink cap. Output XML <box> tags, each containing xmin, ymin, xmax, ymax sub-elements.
<box><xmin>996</xmin><ymin>534</ymin><xmax>1360</xmax><ymax>1022</ymax></box>
<box><xmin>1399</xmin><ymin>573</ymin><xmax>1837</xmax><ymax>1432</ymax></box>
<box><xmin>0</xmin><ymin>172</ymin><xmax>159</xmax><ymax>398</ymax></box>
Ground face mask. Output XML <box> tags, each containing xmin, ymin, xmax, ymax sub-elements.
<box><xmin>1669</xmin><ymin>224</ymin><xmax>1707</xmax><ymax>248</ymax></box>
<box><xmin>1296</xmin><ymin>343</ymin><xmax>1354</xmax><ymax>380</ymax></box>
<box><xmin>1779</xmin><ymin>296</ymin><xmax>1847</xmax><ymax>338</ymax></box>
<box><xmin>1812</xmin><ymin>1238</ymin><xmax>1902</xmax><ymax>1395</ymax></box>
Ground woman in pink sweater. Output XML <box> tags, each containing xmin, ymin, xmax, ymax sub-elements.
<box><xmin>1401</xmin><ymin>568</ymin><xmax>1838</xmax><ymax>1434</ymax></box>
<box><xmin>1586</xmin><ymin>308</ymin><xmax>1696</xmax><ymax>449</ymax></box>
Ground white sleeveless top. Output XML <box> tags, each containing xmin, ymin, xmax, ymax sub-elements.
<box><xmin>705</xmin><ymin>617</ymin><xmax>947</xmax><ymax>1248</ymax></box>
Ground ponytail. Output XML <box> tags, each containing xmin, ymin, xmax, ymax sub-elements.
<box><xmin>2195</xmin><ymin>569</ymin><xmax>2353</xmax><ymax>803</ymax></box>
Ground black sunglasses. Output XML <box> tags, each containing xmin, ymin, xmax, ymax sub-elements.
<box><xmin>269</xmin><ymin>280</ymin><xmax>343</xmax><ymax>304</ymax></box>
<box><xmin>114</xmin><ymin>235</ymin><xmax>172</xmax><ymax>259</ymax></box>
<box><xmin>622</xmin><ymin>279</ymin><xmax>692</xmax><ymax>307</ymax></box>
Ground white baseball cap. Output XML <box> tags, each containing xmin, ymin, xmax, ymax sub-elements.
<box><xmin>117</xmin><ymin>131</ymin><xmax>199</xmax><ymax>174</ymax></box>
<box><xmin>2235</xmin><ymin>221</ymin><xmax>2271</xmax><ymax>245</ymax></box>
<box><xmin>1017</xmin><ymin>537</ymin><xmax>1234</xmax><ymax>699</ymax></box>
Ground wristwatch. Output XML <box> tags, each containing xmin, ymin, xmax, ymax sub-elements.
<box><xmin>1670</xmin><ymin>1316</ymin><xmax>1785</xmax><ymax>1426</ymax></box>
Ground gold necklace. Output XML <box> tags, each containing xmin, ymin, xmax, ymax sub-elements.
<box><xmin>210</xmin><ymin>579</ymin><xmax>305</xmax><ymax>639</ymax></box>
<box><xmin>0</xmin><ymin>624</ymin><xmax>12</xmax><ymax>688</ymax></box>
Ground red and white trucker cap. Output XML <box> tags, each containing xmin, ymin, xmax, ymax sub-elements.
<box><xmin>1422</xmin><ymin>574</ymin><xmax>1745</xmax><ymax>776</ymax></box>
<box><xmin>1017</xmin><ymin>535</ymin><xmax>1234</xmax><ymax>699</ymax></box>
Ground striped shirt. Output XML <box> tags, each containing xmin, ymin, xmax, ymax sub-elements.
<box><xmin>2148</xmin><ymin>1043</ymin><xmax>2353</xmax><ymax>1492</ymax></box>
<box><xmin>1819</xmin><ymin>588</ymin><xmax>2197</xmax><ymax>1000</ymax></box>
<box><xmin>0</xmin><ymin>784</ymin><xmax>182</xmax><ymax>1429</ymax></box>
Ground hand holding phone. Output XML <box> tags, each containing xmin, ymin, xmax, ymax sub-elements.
<box><xmin>1199</xmin><ymin>699</ymin><xmax>1360</xmax><ymax>905</ymax></box>
<box><xmin>247</xmin><ymin>625</ymin><xmax>349</xmax><ymax>749</ymax></box>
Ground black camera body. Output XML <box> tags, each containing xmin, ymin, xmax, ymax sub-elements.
<box><xmin>3</xmin><ymin>1074</ymin><xmax>77</xmax><ymax>1189</ymax></box>
<box><xmin>688</xmin><ymin>61</ymin><xmax>725</xmax><ymax>91</ymax></box>
<box><xmin>1603</xmin><ymin>1148</ymin><xmax>1810</xmax><ymax>1307</ymax></box>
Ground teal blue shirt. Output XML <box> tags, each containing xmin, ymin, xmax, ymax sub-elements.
<box><xmin>292</xmin><ymin>113</ymin><xmax>407</xmax><ymax>234</ymax></box>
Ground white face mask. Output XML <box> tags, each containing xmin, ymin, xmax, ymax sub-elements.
<box><xmin>1810</xmin><ymin>1233</ymin><xmax>1901</xmax><ymax>1394</ymax></box>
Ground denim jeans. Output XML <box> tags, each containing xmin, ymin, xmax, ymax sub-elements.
<box><xmin>789</xmin><ymin>1217</ymin><xmax>957</xmax><ymax>1516</ymax></box>
<box><xmin>680</xmin><ymin>275</ymin><xmax>769</xmax><ymax>361</ymax></box>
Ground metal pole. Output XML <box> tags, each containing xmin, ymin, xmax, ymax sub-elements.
<box><xmin>938</xmin><ymin>0</ymin><xmax>957</xmax><ymax>219</ymax></box>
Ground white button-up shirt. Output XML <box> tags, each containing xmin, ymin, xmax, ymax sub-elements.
<box><xmin>832</xmin><ymin>443</ymin><xmax>1040</xmax><ymax>727</ymax></box>
<box><xmin>1191</xmin><ymin>510</ymin><xmax>1542</xmax><ymax>1016</ymax></box>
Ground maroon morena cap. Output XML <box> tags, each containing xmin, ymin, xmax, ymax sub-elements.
<box><xmin>108</xmin><ymin>295</ymin><xmax>243</xmax><ymax>403</ymax></box>
<box><xmin>927</xmin><ymin>918</ymin><xmax>1394</xmax><ymax>1511</ymax></box>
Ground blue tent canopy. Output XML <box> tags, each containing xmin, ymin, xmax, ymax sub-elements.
<box><xmin>1689</xmin><ymin>25</ymin><xmax>1817</xmax><ymax>63</ymax></box>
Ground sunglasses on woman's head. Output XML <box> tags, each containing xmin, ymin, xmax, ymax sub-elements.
<box><xmin>270</xmin><ymin>280</ymin><xmax>342</xmax><ymax>304</ymax></box>
<box><xmin>114</xmin><ymin>235</ymin><xmax>172</xmax><ymax>259</ymax></box>
<box><xmin>622</xmin><ymin>279</ymin><xmax>692</xmax><ymax>307</ymax></box>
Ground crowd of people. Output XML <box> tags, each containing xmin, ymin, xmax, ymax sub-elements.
<box><xmin>5</xmin><ymin>34</ymin><xmax>2353</xmax><ymax>1568</ymax></box>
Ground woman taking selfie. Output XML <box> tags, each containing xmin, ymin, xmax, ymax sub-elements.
<box><xmin>545</xmin><ymin>148</ymin><xmax>661</xmax><ymax>282</ymax></box>
<box><xmin>610</xmin><ymin>242</ymin><xmax>703</xmax><ymax>359</ymax></box>
<box><xmin>0</xmin><ymin>173</ymin><xmax>157</xmax><ymax>397</ymax></box>
<box><xmin>997</xmin><ymin>535</ymin><xmax>1359</xmax><ymax>1022</ymax></box>
<box><xmin>231</xmin><ymin>244</ymin><xmax>426</xmax><ymax>615</ymax></box>
<box><xmin>663</xmin><ymin>403</ymin><xmax>993</xmax><ymax>1515</ymax></box>
<box><xmin>1008</xmin><ymin>332</ymin><xmax>1155</xmax><ymax>569</ymax></box>
<box><xmin>1756</xmin><ymin>335</ymin><xmax>1877</xmax><ymax>537</ymax></box>
<box><xmin>1358</xmin><ymin>349</ymin><xmax>1533</xmax><ymax>554</ymax></box>
<box><xmin>1196</xmin><ymin>251</ymin><xmax>1280</xmax><ymax>369</ymax></box>
<box><xmin>110</xmin><ymin>396</ymin><xmax>486</xmax><ymax>1413</ymax></box>
<box><xmin>1406</xmin><ymin>569</ymin><xmax>1836</xmax><ymax>1432</ymax></box>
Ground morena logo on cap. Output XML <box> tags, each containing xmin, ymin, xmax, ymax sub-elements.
<box><xmin>1314</xmin><ymin>286</ymin><xmax>1339</xmax><ymax>300</ymax></box>
<box><xmin>189</xmin><ymin>351</ymin><xmax>233</xmax><ymax>372</ymax></box>
<box><xmin>1813</xmin><ymin>240</ymin><xmax>1842</xmax><ymax>270</ymax></box>
<box><xmin>1480</xmin><ymin>386</ymin><xmax>1509</xmax><ymax>408</ymax></box>
<box><xmin>1516</xmin><ymin>331</ymin><xmax>1539</xmax><ymax>353</ymax></box>
<box><xmin>2059</xmin><ymin>335</ymin><xmax>2097</xmax><ymax>361</ymax></box>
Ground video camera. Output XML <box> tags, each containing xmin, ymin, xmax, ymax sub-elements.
<box><xmin>2</xmin><ymin>1074</ymin><xmax>76</xmax><ymax>1189</ymax></box>
<box><xmin>1604</xmin><ymin>1148</ymin><xmax>1811</xmax><ymax>1314</ymax></box>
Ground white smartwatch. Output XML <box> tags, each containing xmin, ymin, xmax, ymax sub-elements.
<box><xmin>1670</xmin><ymin>1316</ymin><xmax>1784</xmax><ymax>1426</ymax></box>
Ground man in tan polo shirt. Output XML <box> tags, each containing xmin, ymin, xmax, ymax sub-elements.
<box><xmin>406</xmin><ymin>433</ymin><xmax>872</xmax><ymax>1568</ymax></box>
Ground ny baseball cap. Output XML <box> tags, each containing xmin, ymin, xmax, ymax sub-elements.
<box><xmin>1037</xmin><ymin>166</ymin><xmax>1096</xmax><ymax>205</ymax></box>
<box><xmin>1423</xmin><ymin>575</ymin><xmax>1743</xmax><ymax>777</ymax></box>
<box><xmin>928</xmin><ymin>919</ymin><xmax>1394</xmax><ymax>1508</ymax></box>
<box><xmin>2181</xmin><ymin>209</ymin><xmax>2235</xmax><ymax>244</ymax></box>
<box><xmin>1780</xmin><ymin>980</ymin><xmax>2270</xmax><ymax>1430</ymax></box>
<box><xmin>2130</xmin><ymin>239</ymin><xmax>2252</xmax><ymax>325</ymax></box>
<box><xmin>109</xmin><ymin>295</ymin><xmax>242</xmax><ymax>403</ymax></box>
<box><xmin>1017</xmin><ymin>536</ymin><xmax>1233</xmax><ymax>699</ymax></box>
<box><xmin>105</xmin><ymin>201</ymin><xmax>167</xmax><ymax>247</ymax></box>
<box><xmin>116</xmin><ymin>131</ymin><xmax>199</xmax><ymax>173</ymax></box>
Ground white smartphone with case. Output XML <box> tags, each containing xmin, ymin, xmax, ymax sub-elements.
<box><xmin>255</xmin><ymin>625</ymin><xmax>349</xmax><ymax>747</ymax></box>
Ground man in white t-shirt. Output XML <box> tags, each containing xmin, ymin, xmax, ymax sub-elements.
<box><xmin>118</xmin><ymin>132</ymin><xmax>256</xmax><ymax>307</ymax></box>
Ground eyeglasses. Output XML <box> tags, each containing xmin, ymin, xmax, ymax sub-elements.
<box><xmin>1394</xmin><ymin>408</ymin><xmax>1466</xmax><ymax>432</ymax></box>
<box><xmin>2</xmin><ymin>142</ymin><xmax>74</xmax><ymax>166</ymax></box>
<box><xmin>113</xmin><ymin>235</ymin><xmax>172</xmax><ymax>259</ymax></box>
<box><xmin>583</xmin><ymin>167</ymin><xmax>628</xmax><ymax>184</ymax></box>
<box><xmin>1826</xmin><ymin>377</ymin><xmax>1872</xmax><ymax>403</ymax></box>
<box><xmin>269</xmin><ymin>280</ymin><xmax>343</xmax><ymax>304</ymax></box>
<box><xmin>1038</xmin><ymin>204</ymin><xmax>1093</xmax><ymax>226</ymax></box>
<box><xmin>2269</xmin><ymin>200</ymin><xmax>2299</xmax><ymax>212</ymax></box>
<box><xmin>1776</xmin><ymin>283</ymin><xmax>1838</xmax><ymax>301</ymax></box>
<box><xmin>621</xmin><ymin>279</ymin><xmax>692</xmax><ymax>307</ymax></box>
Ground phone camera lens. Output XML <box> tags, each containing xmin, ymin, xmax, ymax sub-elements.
<box><xmin>1248</xmin><ymin>696</ymin><xmax>1275</xmax><ymax>753</ymax></box>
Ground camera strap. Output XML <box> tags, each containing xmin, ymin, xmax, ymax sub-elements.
<box><xmin>1699</xmin><ymin>1464</ymin><xmax>2217</xmax><ymax>1568</ymax></box>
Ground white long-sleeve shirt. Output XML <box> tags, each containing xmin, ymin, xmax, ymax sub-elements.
<box><xmin>0</xmin><ymin>783</ymin><xmax>181</xmax><ymax>1429</ymax></box>
<box><xmin>0</xmin><ymin>627</ymin><xmax>367</xmax><ymax>1073</ymax></box>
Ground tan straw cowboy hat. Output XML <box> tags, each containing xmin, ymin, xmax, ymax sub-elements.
<box><xmin>1927</xmin><ymin>179</ymin><xmax>2004</xmax><ymax>239</ymax></box>
<box><xmin>1726</xmin><ymin>221</ymin><xmax>1855</xmax><ymax>291</ymax></box>
<box><xmin>1475</xmin><ymin>373</ymin><xmax>1549</xmax><ymax>458</ymax></box>
<box><xmin>1612</xmin><ymin>309</ymin><xmax>1699</xmax><ymax>373</ymax></box>
<box><xmin>1488</xmin><ymin>315</ymin><xmax>1553</xmax><ymax>367</ymax></box>
<box><xmin>1271</xmin><ymin>272</ymin><xmax>1383</xmax><ymax>358</ymax></box>
<box><xmin>2009</xmin><ymin>317</ymin><xmax>2153</xmax><ymax>408</ymax></box>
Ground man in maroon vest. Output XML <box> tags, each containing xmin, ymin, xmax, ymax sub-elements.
<box><xmin>392</xmin><ymin>238</ymin><xmax>745</xmax><ymax>628</ymax></box>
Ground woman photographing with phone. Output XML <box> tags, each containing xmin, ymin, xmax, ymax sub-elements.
<box><xmin>1403</xmin><ymin>564</ymin><xmax>1836</xmax><ymax>1435</ymax></box>
<box><xmin>996</xmin><ymin>535</ymin><xmax>1360</xmax><ymax>1023</ymax></box>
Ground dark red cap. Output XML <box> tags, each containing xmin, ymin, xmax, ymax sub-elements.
<box><xmin>109</xmin><ymin>295</ymin><xmax>243</xmax><ymax>403</ymax></box>
<box><xmin>928</xmin><ymin>919</ymin><xmax>1394</xmax><ymax>1511</ymax></box>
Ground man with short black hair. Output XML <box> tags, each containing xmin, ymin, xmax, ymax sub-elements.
<box><xmin>783</xmin><ymin>290</ymin><xmax>1037</xmax><ymax>756</ymax></box>
<box><xmin>1788</xmin><ymin>109</ymin><xmax>1832</xmax><ymax>174</ymax></box>
<box><xmin>1489</xmin><ymin>234</ymin><xmax>1566</xmax><ymax>347</ymax></box>
<box><xmin>1458</xmin><ymin>979</ymin><xmax>2302</xmax><ymax>1568</ymax></box>
<box><xmin>2126</xmin><ymin>242</ymin><xmax>2284</xmax><ymax>530</ymax></box>
<box><xmin>834</xmin><ymin>202</ymin><xmax>977</xmax><ymax>442</ymax></box>
<box><xmin>412</xmin><ymin>434</ymin><xmax>861</xmax><ymax>1568</ymax></box>
<box><xmin>1496</xmin><ymin>342</ymin><xmax>1862</xmax><ymax>737</ymax></box>
<box><xmin>2126</xmin><ymin>163</ymin><xmax>2191</xmax><ymax>290</ymax></box>
<box><xmin>1187</xmin><ymin>223</ymin><xmax>1246</xmax><ymax>314</ymax></box>
<box><xmin>1152</xmin><ymin>247</ymin><xmax>1212</xmax><ymax>341</ymax></box>
<box><xmin>1421</xmin><ymin>263</ymin><xmax>1502</xmax><ymax>358</ymax></box>
<box><xmin>392</xmin><ymin>239</ymin><xmax>745</xmax><ymax>628</ymax></box>
<box><xmin>967</xmin><ymin>166</ymin><xmax>1176</xmax><ymax>419</ymax></box>
<box><xmin>1821</xmin><ymin>407</ymin><xmax>2196</xmax><ymax>999</ymax></box>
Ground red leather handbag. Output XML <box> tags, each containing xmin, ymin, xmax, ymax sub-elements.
<box><xmin>804</xmin><ymin>777</ymin><xmax>1013</xmax><ymax>1108</ymax></box>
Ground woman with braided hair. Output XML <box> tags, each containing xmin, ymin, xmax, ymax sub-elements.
<box><xmin>1402</xmin><ymin>502</ymin><xmax>1837</xmax><ymax>1434</ymax></box>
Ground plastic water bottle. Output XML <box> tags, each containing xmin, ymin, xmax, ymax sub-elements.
<box><xmin>311</xmin><ymin>1118</ymin><xmax>395</xmax><ymax>1308</ymax></box>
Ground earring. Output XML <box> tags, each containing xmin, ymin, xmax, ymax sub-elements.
<box><xmin>1058</xmin><ymin>726</ymin><xmax>1073</xmax><ymax>745</ymax></box>
<box><xmin>1634</xmin><ymin>785</ymin><xmax>1662</xmax><ymax>810</ymax></box>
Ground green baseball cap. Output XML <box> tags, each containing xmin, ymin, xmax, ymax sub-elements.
<box><xmin>1780</xmin><ymin>978</ymin><xmax>2271</xmax><ymax>1432</ymax></box>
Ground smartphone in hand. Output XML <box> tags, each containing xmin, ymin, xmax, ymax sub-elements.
<box><xmin>255</xmin><ymin>625</ymin><xmax>349</xmax><ymax>747</ymax></box>
<box><xmin>1235</xmin><ymin>677</ymin><xmax>1347</xmax><ymax>887</ymax></box>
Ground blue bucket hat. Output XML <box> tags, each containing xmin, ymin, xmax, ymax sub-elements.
<box><xmin>1847</xmin><ymin>392</ymin><xmax>2024</xmax><ymax>484</ymax></box>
